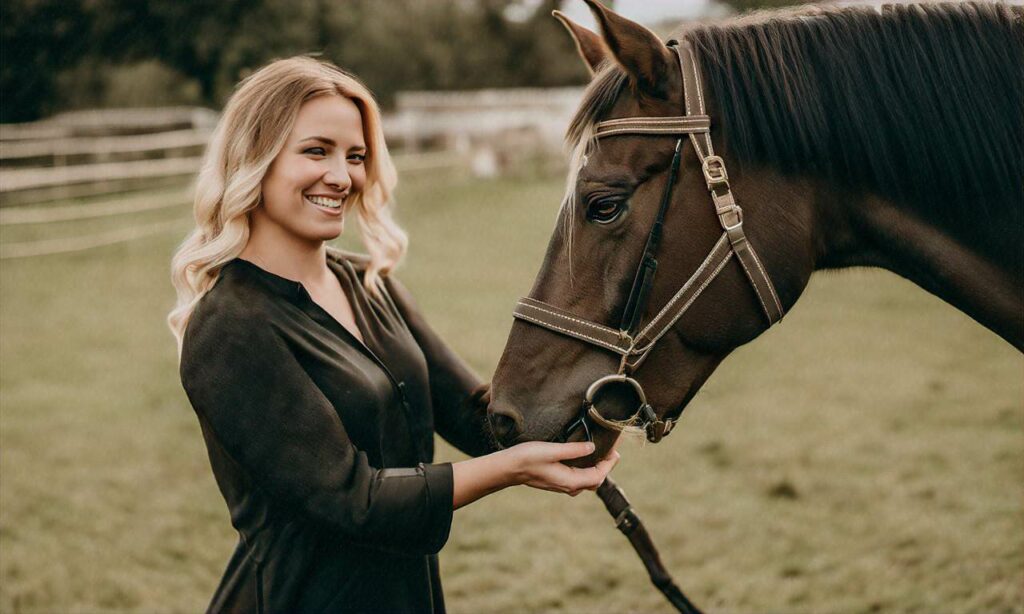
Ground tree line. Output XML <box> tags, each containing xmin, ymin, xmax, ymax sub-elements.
<box><xmin>1</xmin><ymin>0</ymin><xmax>795</xmax><ymax>123</ymax></box>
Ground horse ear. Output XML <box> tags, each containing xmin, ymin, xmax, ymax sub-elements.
<box><xmin>582</xmin><ymin>0</ymin><xmax>674</xmax><ymax>97</ymax></box>
<box><xmin>552</xmin><ymin>10</ymin><xmax>608</xmax><ymax>76</ymax></box>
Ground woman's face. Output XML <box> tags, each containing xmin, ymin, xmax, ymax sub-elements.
<box><xmin>256</xmin><ymin>95</ymin><xmax>367</xmax><ymax>245</ymax></box>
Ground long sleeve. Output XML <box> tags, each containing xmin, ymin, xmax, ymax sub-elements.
<box><xmin>385</xmin><ymin>277</ymin><xmax>496</xmax><ymax>458</ymax></box>
<box><xmin>179</xmin><ymin>303</ymin><xmax>453</xmax><ymax>555</ymax></box>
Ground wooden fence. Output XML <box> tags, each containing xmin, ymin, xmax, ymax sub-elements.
<box><xmin>0</xmin><ymin>87</ymin><xmax>582</xmax><ymax>258</ymax></box>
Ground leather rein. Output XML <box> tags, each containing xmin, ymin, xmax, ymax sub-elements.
<box><xmin>512</xmin><ymin>40</ymin><xmax>785</xmax><ymax>445</ymax></box>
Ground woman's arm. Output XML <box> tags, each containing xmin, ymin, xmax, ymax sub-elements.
<box><xmin>384</xmin><ymin>276</ymin><xmax>496</xmax><ymax>457</ymax></box>
<box><xmin>452</xmin><ymin>441</ymin><xmax>620</xmax><ymax>509</ymax></box>
<box><xmin>380</xmin><ymin>276</ymin><xmax>622</xmax><ymax>504</ymax></box>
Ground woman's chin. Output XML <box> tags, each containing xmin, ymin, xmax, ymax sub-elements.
<box><xmin>315</xmin><ymin>225</ymin><xmax>344</xmax><ymax>242</ymax></box>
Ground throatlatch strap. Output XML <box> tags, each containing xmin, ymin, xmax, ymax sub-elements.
<box><xmin>677</xmin><ymin>42</ymin><xmax>785</xmax><ymax>326</ymax></box>
<box><xmin>725</xmin><ymin>225</ymin><xmax>785</xmax><ymax>324</ymax></box>
<box><xmin>677</xmin><ymin>43</ymin><xmax>715</xmax><ymax>161</ymax></box>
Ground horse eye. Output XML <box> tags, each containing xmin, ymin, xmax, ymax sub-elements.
<box><xmin>587</xmin><ymin>199</ymin><xmax>626</xmax><ymax>224</ymax></box>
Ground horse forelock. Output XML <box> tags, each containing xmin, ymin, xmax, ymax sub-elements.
<box><xmin>566</xmin><ymin>63</ymin><xmax>629</xmax><ymax>148</ymax></box>
<box><xmin>558</xmin><ymin>125</ymin><xmax>594</xmax><ymax>286</ymax></box>
<box><xmin>559</xmin><ymin>66</ymin><xmax>628</xmax><ymax>285</ymax></box>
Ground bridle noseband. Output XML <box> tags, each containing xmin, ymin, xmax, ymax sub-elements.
<box><xmin>513</xmin><ymin>41</ymin><xmax>786</xmax><ymax>444</ymax></box>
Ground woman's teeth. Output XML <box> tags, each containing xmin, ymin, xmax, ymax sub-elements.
<box><xmin>305</xmin><ymin>195</ymin><xmax>343</xmax><ymax>209</ymax></box>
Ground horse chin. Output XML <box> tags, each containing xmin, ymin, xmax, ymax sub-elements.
<box><xmin>560</xmin><ymin>428</ymin><xmax>621</xmax><ymax>468</ymax></box>
<box><xmin>515</xmin><ymin>419</ymin><xmax>619</xmax><ymax>468</ymax></box>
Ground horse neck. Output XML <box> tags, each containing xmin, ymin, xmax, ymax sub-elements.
<box><xmin>811</xmin><ymin>187</ymin><xmax>1024</xmax><ymax>351</ymax></box>
<box><xmin>686</xmin><ymin>3</ymin><xmax>1022</xmax><ymax>348</ymax></box>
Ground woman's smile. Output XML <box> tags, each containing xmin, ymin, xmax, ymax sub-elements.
<box><xmin>304</xmin><ymin>193</ymin><xmax>345</xmax><ymax>215</ymax></box>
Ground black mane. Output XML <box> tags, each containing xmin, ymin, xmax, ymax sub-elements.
<box><xmin>569</xmin><ymin>3</ymin><xmax>1023</xmax><ymax>227</ymax></box>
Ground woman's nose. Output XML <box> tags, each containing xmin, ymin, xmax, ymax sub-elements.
<box><xmin>323</xmin><ymin>163</ymin><xmax>352</xmax><ymax>192</ymax></box>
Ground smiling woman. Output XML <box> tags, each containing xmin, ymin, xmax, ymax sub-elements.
<box><xmin>251</xmin><ymin>97</ymin><xmax>367</xmax><ymax>246</ymax></box>
<box><xmin>165</xmin><ymin>56</ymin><xmax>619</xmax><ymax>613</ymax></box>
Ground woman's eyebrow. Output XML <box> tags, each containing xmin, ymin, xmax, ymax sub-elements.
<box><xmin>299</xmin><ymin>136</ymin><xmax>336</xmax><ymax>146</ymax></box>
<box><xmin>299</xmin><ymin>136</ymin><xmax>365</xmax><ymax>151</ymax></box>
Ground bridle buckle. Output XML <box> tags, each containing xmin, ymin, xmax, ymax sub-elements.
<box><xmin>702</xmin><ymin>155</ymin><xmax>729</xmax><ymax>189</ymax></box>
<box><xmin>719</xmin><ymin>204</ymin><xmax>744</xmax><ymax>231</ymax></box>
<box><xmin>639</xmin><ymin>403</ymin><xmax>670</xmax><ymax>444</ymax></box>
<box><xmin>712</xmin><ymin>190</ymin><xmax>744</xmax><ymax>231</ymax></box>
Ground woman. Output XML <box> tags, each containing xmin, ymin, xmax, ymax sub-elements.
<box><xmin>168</xmin><ymin>56</ymin><xmax>618</xmax><ymax>613</ymax></box>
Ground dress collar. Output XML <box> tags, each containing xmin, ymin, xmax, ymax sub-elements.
<box><xmin>223</xmin><ymin>258</ymin><xmax>306</xmax><ymax>299</ymax></box>
<box><xmin>222</xmin><ymin>253</ymin><xmax>366</xmax><ymax>300</ymax></box>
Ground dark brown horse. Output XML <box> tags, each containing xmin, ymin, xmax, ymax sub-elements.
<box><xmin>487</xmin><ymin>0</ymin><xmax>1022</xmax><ymax>464</ymax></box>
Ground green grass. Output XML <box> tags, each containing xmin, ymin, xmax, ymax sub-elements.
<box><xmin>1</xmin><ymin>172</ymin><xmax>1021</xmax><ymax>613</ymax></box>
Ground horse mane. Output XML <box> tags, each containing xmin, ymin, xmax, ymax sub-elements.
<box><xmin>567</xmin><ymin>2</ymin><xmax>1023</xmax><ymax>226</ymax></box>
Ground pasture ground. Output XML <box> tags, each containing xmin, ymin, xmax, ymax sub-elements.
<box><xmin>1</xmin><ymin>171</ymin><xmax>1021</xmax><ymax>613</ymax></box>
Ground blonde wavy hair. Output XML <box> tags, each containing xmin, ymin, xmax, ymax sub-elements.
<box><xmin>168</xmin><ymin>56</ymin><xmax>407</xmax><ymax>353</ymax></box>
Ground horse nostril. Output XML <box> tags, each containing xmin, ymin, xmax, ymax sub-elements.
<box><xmin>488</xmin><ymin>406</ymin><xmax>523</xmax><ymax>447</ymax></box>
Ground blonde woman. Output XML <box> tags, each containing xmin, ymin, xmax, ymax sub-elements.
<box><xmin>169</xmin><ymin>56</ymin><xmax>618</xmax><ymax>613</ymax></box>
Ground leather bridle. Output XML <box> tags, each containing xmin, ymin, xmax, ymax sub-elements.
<box><xmin>513</xmin><ymin>41</ymin><xmax>785</xmax><ymax>444</ymax></box>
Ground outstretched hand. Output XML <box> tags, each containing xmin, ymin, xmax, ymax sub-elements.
<box><xmin>508</xmin><ymin>441</ymin><xmax>620</xmax><ymax>496</ymax></box>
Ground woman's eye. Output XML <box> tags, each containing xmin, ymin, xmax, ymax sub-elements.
<box><xmin>303</xmin><ymin>147</ymin><xmax>327</xmax><ymax>156</ymax></box>
<box><xmin>586</xmin><ymin>199</ymin><xmax>625</xmax><ymax>224</ymax></box>
<box><xmin>348</xmin><ymin>153</ymin><xmax>366</xmax><ymax>164</ymax></box>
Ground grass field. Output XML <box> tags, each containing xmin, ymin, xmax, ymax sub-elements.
<box><xmin>1</xmin><ymin>171</ymin><xmax>1021</xmax><ymax>613</ymax></box>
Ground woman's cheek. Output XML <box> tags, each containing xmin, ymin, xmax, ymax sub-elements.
<box><xmin>351</xmin><ymin>166</ymin><xmax>367</xmax><ymax>192</ymax></box>
<box><xmin>303</xmin><ymin>159</ymin><xmax>328</xmax><ymax>183</ymax></box>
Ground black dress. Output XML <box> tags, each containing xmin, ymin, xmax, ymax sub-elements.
<box><xmin>178</xmin><ymin>251</ymin><xmax>493</xmax><ymax>613</ymax></box>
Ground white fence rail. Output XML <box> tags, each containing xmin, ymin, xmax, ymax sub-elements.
<box><xmin>2</xmin><ymin>156</ymin><xmax>203</xmax><ymax>193</ymax></box>
<box><xmin>0</xmin><ymin>89</ymin><xmax>582</xmax><ymax>258</ymax></box>
<box><xmin>0</xmin><ymin>129</ymin><xmax>210</xmax><ymax>167</ymax></box>
<box><xmin>0</xmin><ymin>107</ymin><xmax>219</xmax><ymax>142</ymax></box>
<box><xmin>387</xmin><ymin>87</ymin><xmax>582</xmax><ymax>150</ymax></box>
<box><xmin>0</xmin><ymin>191</ymin><xmax>187</xmax><ymax>225</ymax></box>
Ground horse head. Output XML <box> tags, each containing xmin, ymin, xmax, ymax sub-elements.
<box><xmin>489</xmin><ymin>0</ymin><xmax>1023</xmax><ymax>463</ymax></box>
<box><xmin>488</xmin><ymin>1</ymin><xmax>820</xmax><ymax>463</ymax></box>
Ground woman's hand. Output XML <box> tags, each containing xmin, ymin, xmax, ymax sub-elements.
<box><xmin>452</xmin><ymin>440</ymin><xmax>620</xmax><ymax>509</ymax></box>
<box><xmin>507</xmin><ymin>441</ymin><xmax>620</xmax><ymax>496</ymax></box>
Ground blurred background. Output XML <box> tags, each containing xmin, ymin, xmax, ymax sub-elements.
<box><xmin>1</xmin><ymin>0</ymin><xmax>1021</xmax><ymax>612</ymax></box>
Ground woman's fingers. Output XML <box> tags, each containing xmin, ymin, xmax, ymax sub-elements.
<box><xmin>577</xmin><ymin>451</ymin><xmax>621</xmax><ymax>491</ymax></box>
<box><xmin>514</xmin><ymin>441</ymin><xmax>622</xmax><ymax>496</ymax></box>
<box><xmin>594</xmin><ymin>450</ymin><xmax>620</xmax><ymax>473</ymax></box>
<box><xmin>545</xmin><ymin>441</ymin><xmax>596</xmax><ymax>461</ymax></box>
<box><xmin>554</xmin><ymin>449</ymin><xmax>620</xmax><ymax>492</ymax></box>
